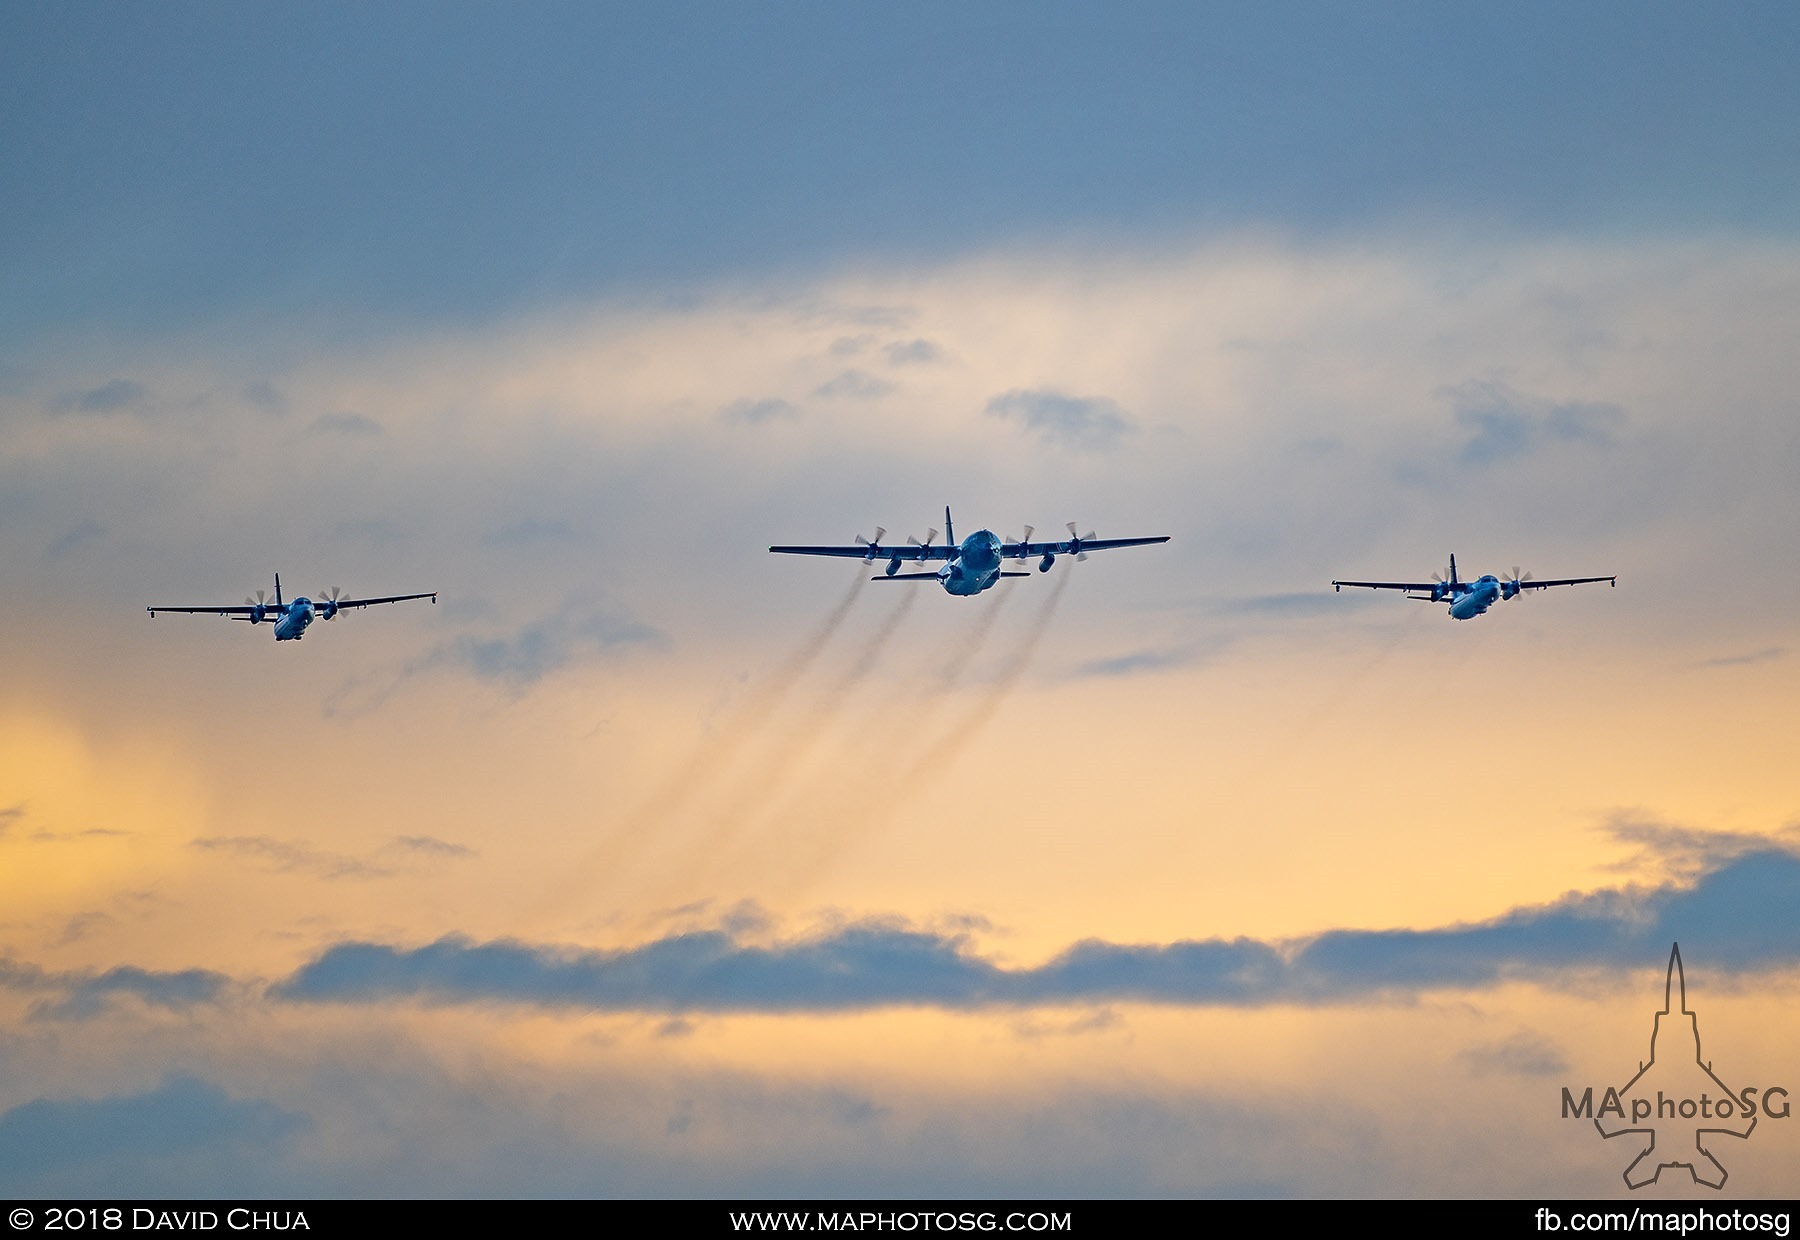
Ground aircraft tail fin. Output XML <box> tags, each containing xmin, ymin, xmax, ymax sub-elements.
<box><xmin>1449</xmin><ymin>554</ymin><xmax>1458</xmax><ymax>586</ymax></box>
<box><xmin>274</xmin><ymin>572</ymin><xmax>283</xmax><ymax>607</ymax></box>
<box><xmin>945</xmin><ymin>506</ymin><xmax>954</xmax><ymax>548</ymax></box>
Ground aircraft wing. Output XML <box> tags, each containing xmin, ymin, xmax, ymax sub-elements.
<box><xmin>1517</xmin><ymin>576</ymin><xmax>1616</xmax><ymax>591</ymax></box>
<box><xmin>330</xmin><ymin>591</ymin><xmax>438</xmax><ymax>609</ymax></box>
<box><xmin>1330</xmin><ymin>579</ymin><xmax>1437</xmax><ymax>594</ymax></box>
<box><xmin>146</xmin><ymin>604</ymin><xmax>263</xmax><ymax>617</ymax></box>
<box><xmin>999</xmin><ymin>535</ymin><xmax>1171</xmax><ymax>559</ymax></box>
<box><xmin>769</xmin><ymin>544</ymin><xmax>954</xmax><ymax>561</ymax></box>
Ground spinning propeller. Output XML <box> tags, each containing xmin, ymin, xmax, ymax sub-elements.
<box><xmin>854</xmin><ymin>527</ymin><xmax>887</xmax><ymax>564</ymax></box>
<box><xmin>907</xmin><ymin>527</ymin><xmax>939</xmax><ymax>561</ymax></box>
<box><xmin>1066</xmin><ymin>522</ymin><xmax>1096</xmax><ymax>561</ymax></box>
<box><xmin>1007</xmin><ymin>525</ymin><xmax>1035</xmax><ymax>563</ymax></box>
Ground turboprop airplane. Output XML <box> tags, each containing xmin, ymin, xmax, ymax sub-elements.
<box><xmin>1331</xmin><ymin>554</ymin><xmax>1614</xmax><ymax>620</ymax></box>
<box><xmin>770</xmin><ymin>508</ymin><xmax>1170</xmax><ymax>597</ymax></box>
<box><xmin>147</xmin><ymin>573</ymin><xmax>436</xmax><ymax>641</ymax></box>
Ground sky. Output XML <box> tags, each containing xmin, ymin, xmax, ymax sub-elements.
<box><xmin>3</xmin><ymin>2</ymin><xmax>1800</xmax><ymax>1199</ymax></box>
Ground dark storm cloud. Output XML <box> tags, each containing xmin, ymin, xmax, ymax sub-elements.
<box><xmin>274</xmin><ymin>846</ymin><xmax>1800</xmax><ymax>1014</ymax></box>
<box><xmin>985</xmin><ymin>390</ymin><xmax>1135</xmax><ymax>451</ymax></box>
<box><xmin>10</xmin><ymin>6</ymin><xmax>1800</xmax><ymax>370</ymax></box>
<box><xmin>0</xmin><ymin>1075</ymin><xmax>304</xmax><ymax>1188</ymax></box>
<box><xmin>1442</xmin><ymin>380</ymin><xmax>1626</xmax><ymax>466</ymax></box>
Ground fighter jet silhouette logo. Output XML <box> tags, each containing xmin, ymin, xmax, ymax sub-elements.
<box><xmin>1595</xmin><ymin>944</ymin><xmax>1757</xmax><ymax>1189</ymax></box>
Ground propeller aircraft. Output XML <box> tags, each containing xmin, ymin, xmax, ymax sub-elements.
<box><xmin>770</xmin><ymin>507</ymin><xmax>1170</xmax><ymax>597</ymax></box>
<box><xmin>1332</xmin><ymin>554</ymin><xmax>1615</xmax><ymax>620</ymax></box>
<box><xmin>147</xmin><ymin>573</ymin><xmax>437</xmax><ymax>641</ymax></box>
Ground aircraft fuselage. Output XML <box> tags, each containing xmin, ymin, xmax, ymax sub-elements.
<box><xmin>940</xmin><ymin>531</ymin><xmax>1005</xmax><ymax>596</ymax></box>
<box><xmin>273</xmin><ymin>598</ymin><xmax>315</xmax><ymax>640</ymax></box>
<box><xmin>1447</xmin><ymin>576</ymin><xmax>1502</xmax><ymax>620</ymax></box>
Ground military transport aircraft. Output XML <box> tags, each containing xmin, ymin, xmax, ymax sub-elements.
<box><xmin>147</xmin><ymin>574</ymin><xmax>436</xmax><ymax>641</ymax></box>
<box><xmin>1331</xmin><ymin>554</ymin><xmax>1615</xmax><ymax>620</ymax></box>
<box><xmin>770</xmin><ymin>508</ymin><xmax>1170</xmax><ymax>597</ymax></box>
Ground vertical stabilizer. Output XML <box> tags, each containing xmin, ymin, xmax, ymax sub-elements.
<box><xmin>1449</xmin><ymin>553</ymin><xmax>1459</xmax><ymax>586</ymax></box>
<box><xmin>1666</xmin><ymin>942</ymin><xmax>1687</xmax><ymax>1013</ymax></box>
<box><xmin>945</xmin><ymin>506</ymin><xmax>955</xmax><ymax>547</ymax></box>
<box><xmin>274</xmin><ymin>572</ymin><xmax>283</xmax><ymax>607</ymax></box>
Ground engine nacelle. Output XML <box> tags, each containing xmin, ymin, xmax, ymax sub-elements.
<box><xmin>249</xmin><ymin>605</ymin><xmax>266</xmax><ymax>624</ymax></box>
<box><xmin>1501</xmin><ymin>580</ymin><xmax>1521</xmax><ymax>601</ymax></box>
<box><xmin>885</xmin><ymin>557</ymin><xmax>902</xmax><ymax>577</ymax></box>
<box><xmin>1039</xmin><ymin>553</ymin><xmax>1055</xmax><ymax>572</ymax></box>
<box><xmin>321</xmin><ymin>600</ymin><xmax>340</xmax><ymax>620</ymax></box>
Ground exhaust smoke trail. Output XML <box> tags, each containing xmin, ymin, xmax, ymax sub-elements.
<box><xmin>658</xmin><ymin>576</ymin><xmax>1027</xmax><ymax>908</ymax></box>
<box><xmin>770</xmin><ymin>571</ymin><xmax>1071</xmax><ymax>899</ymax></box>
<box><xmin>671</xmin><ymin>587</ymin><xmax>921</xmax><ymax>889</ymax></box>
<box><xmin>531</xmin><ymin>569</ymin><xmax>866</xmax><ymax>928</ymax></box>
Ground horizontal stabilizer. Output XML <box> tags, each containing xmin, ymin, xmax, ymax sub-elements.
<box><xmin>870</xmin><ymin>572</ymin><xmax>945</xmax><ymax>581</ymax></box>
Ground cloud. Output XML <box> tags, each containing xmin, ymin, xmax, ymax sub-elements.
<box><xmin>192</xmin><ymin>836</ymin><xmax>395</xmax><ymax>880</ymax></box>
<box><xmin>1069</xmin><ymin>647</ymin><xmax>1196</xmax><ymax>679</ymax></box>
<box><xmin>482</xmin><ymin>516</ymin><xmax>577</xmax><ymax>547</ymax></box>
<box><xmin>44</xmin><ymin>520</ymin><xmax>104</xmax><ymax>562</ymax></box>
<box><xmin>720</xmin><ymin>397</ymin><xmax>799</xmax><ymax>425</ymax></box>
<box><xmin>985</xmin><ymin>389</ymin><xmax>1135</xmax><ymax>451</ymax></box>
<box><xmin>190</xmin><ymin>834</ymin><xmax>476</xmax><ymax>879</ymax></box>
<box><xmin>46</xmin><ymin>379</ymin><xmax>148</xmax><ymax>415</ymax></box>
<box><xmin>0</xmin><ymin>960</ymin><xmax>229</xmax><ymax>1021</ymax></box>
<box><xmin>812</xmin><ymin>371</ymin><xmax>895</xmax><ymax>401</ymax></box>
<box><xmin>1698</xmin><ymin>647</ymin><xmax>1785</xmax><ymax>668</ymax></box>
<box><xmin>1457</xmin><ymin>1032</ymin><xmax>1569</xmax><ymax>1078</ymax></box>
<box><xmin>0</xmin><ymin>804</ymin><xmax>23</xmax><ymax>837</ymax></box>
<box><xmin>423</xmin><ymin>608</ymin><xmax>666</xmax><ymax>691</ymax></box>
<box><xmin>1598</xmin><ymin>817</ymin><xmax>1800</xmax><ymax>884</ymax></box>
<box><xmin>0</xmin><ymin>1075</ymin><xmax>304</xmax><ymax>1189</ymax></box>
<box><xmin>390</xmin><ymin>835</ymin><xmax>477</xmax><ymax>860</ymax></box>
<box><xmin>1228</xmin><ymin>592</ymin><xmax>1356</xmax><ymax>617</ymax></box>
<box><xmin>303</xmin><ymin>411</ymin><xmax>383</xmax><ymax>437</ymax></box>
<box><xmin>1442</xmin><ymin>380</ymin><xmax>1626</xmax><ymax>467</ymax></box>
<box><xmin>885</xmin><ymin>339</ymin><xmax>942</xmax><ymax>366</ymax></box>
<box><xmin>273</xmin><ymin>844</ymin><xmax>1800</xmax><ymax>1014</ymax></box>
